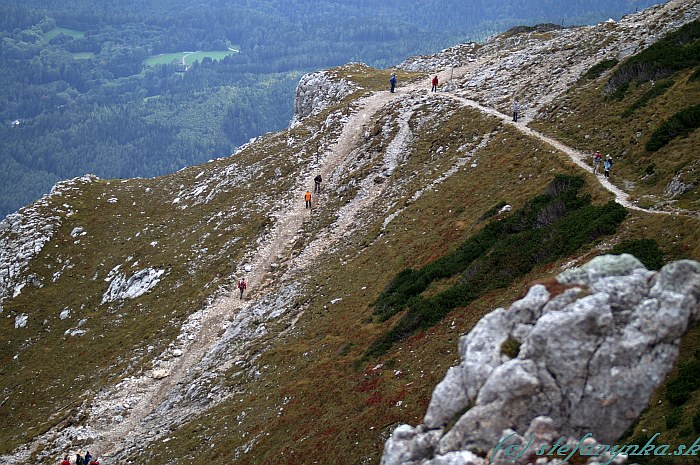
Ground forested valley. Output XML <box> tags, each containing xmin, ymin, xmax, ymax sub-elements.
<box><xmin>0</xmin><ymin>0</ymin><xmax>662</xmax><ymax>216</ymax></box>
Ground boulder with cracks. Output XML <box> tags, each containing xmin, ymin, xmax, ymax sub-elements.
<box><xmin>381</xmin><ymin>254</ymin><xmax>700</xmax><ymax>465</ymax></box>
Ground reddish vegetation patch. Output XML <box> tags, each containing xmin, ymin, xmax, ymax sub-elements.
<box><xmin>515</xmin><ymin>278</ymin><xmax>586</xmax><ymax>300</ymax></box>
<box><xmin>365</xmin><ymin>391</ymin><xmax>383</xmax><ymax>406</ymax></box>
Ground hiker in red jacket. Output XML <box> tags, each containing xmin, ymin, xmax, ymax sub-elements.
<box><xmin>60</xmin><ymin>456</ymin><xmax>71</xmax><ymax>465</ymax></box>
<box><xmin>431</xmin><ymin>75</ymin><xmax>438</xmax><ymax>92</ymax></box>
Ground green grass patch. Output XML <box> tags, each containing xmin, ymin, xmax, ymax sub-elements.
<box><xmin>364</xmin><ymin>175</ymin><xmax>628</xmax><ymax>359</ymax></box>
<box><xmin>43</xmin><ymin>27</ymin><xmax>85</xmax><ymax>41</ymax></box>
<box><xmin>501</xmin><ymin>337</ymin><xmax>521</xmax><ymax>358</ymax></box>
<box><xmin>609</xmin><ymin>238</ymin><xmax>665</xmax><ymax>270</ymax></box>
<box><xmin>71</xmin><ymin>52</ymin><xmax>94</xmax><ymax>60</ymax></box>
<box><xmin>646</xmin><ymin>104</ymin><xmax>700</xmax><ymax>151</ymax></box>
<box><xmin>143</xmin><ymin>49</ymin><xmax>239</xmax><ymax>67</ymax></box>
<box><xmin>622</xmin><ymin>80</ymin><xmax>674</xmax><ymax>117</ymax></box>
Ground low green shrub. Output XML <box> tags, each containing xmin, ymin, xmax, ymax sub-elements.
<box><xmin>605</xmin><ymin>19</ymin><xmax>699</xmax><ymax>97</ymax></box>
<box><xmin>365</xmin><ymin>175</ymin><xmax>627</xmax><ymax>359</ymax></box>
<box><xmin>665</xmin><ymin>358</ymin><xmax>700</xmax><ymax>406</ymax></box>
<box><xmin>666</xmin><ymin>406</ymin><xmax>683</xmax><ymax>429</ymax></box>
<box><xmin>583</xmin><ymin>58</ymin><xmax>619</xmax><ymax>80</ymax></box>
<box><xmin>609</xmin><ymin>238</ymin><xmax>665</xmax><ymax>270</ymax></box>
<box><xmin>646</xmin><ymin>104</ymin><xmax>700</xmax><ymax>151</ymax></box>
<box><xmin>476</xmin><ymin>201</ymin><xmax>507</xmax><ymax>223</ymax></box>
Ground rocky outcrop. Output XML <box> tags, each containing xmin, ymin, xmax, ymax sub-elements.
<box><xmin>290</xmin><ymin>69</ymin><xmax>359</xmax><ymax>126</ymax></box>
<box><xmin>101</xmin><ymin>268</ymin><xmax>166</xmax><ymax>303</ymax></box>
<box><xmin>381</xmin><ymin>254</ymin><xmax>700</xmax><ymax>465</ymax></box>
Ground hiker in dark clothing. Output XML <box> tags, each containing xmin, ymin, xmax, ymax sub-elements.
<box><xmin>512</xmin><ymin>99</ymin><xmax>520</xmax><ymax>122</ymax></box>
<box><xmin>238</xmin><ymin>277</ymin><xmax>247</xmax><ymax>299</ymax></box>
<box><xmin>83</xmin><ymin>452</ymin><xmax>92</xmax><ymax>465</ymax></box>
<box><xmin>314</xmin><ymin>174</ymin><xmax>322</xmax><ymax>193</ymax></box>
<box><xmin>75</xmin><ymin>453</ymin><xmax>84</xmax><ymax>465</ymax></box>
<box><xmin>390</xmin><ymin>73</ymin><xmax>397</xmax><ymax>93</ymax></box>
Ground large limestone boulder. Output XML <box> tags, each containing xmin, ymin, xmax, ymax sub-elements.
<box><xmin>290</xmin><ymin>70</ymin><xmax>358</xmax><ymax>126</ymax></box>
<box><xmin>381</xmin><ymin>255</ymin><xmax>700</xmax><ymax>465</ymax></box>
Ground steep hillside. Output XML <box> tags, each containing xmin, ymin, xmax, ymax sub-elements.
<box><xmin>1</xmin><ymin>1</ymin><xmax>699</xmax><ymax>464</ymax></box>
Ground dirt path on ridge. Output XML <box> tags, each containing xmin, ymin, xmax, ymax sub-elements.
<box><xmin>95</xmin><ymin>88</ymin><xmax>396</xmax><ymax>462</ymax></box>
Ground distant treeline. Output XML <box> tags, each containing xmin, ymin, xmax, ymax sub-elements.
<box><xmin>0</xmin><ymin>0</ymin><xmax>663</xmax><ymax>216</ymax></box>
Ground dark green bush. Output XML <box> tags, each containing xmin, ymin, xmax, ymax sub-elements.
<box><xmin>606</xmin><ymin>19</ymin><xmax>700</xmax><ymax>97</ymax></box>
<box><xmin>693</xmin><ymin>410</ymin><xmax>700</xmax><ymax>434</ymax></box>
<box><xmin>609</xmin><ymin>238</ymin><xmax>665</xmax><ymax>270</ymax></box>
<box><xmin>646</xmin><ymin>104</ymin><xmax>700</xmax><ymax>151</ymax></box>
<box><xmin>476</xmin><ymin>201</ymin><xmax>507</xmax><ymax>223</ymax></box>
<box><xmin>583</xmin><ymin>58</ymin><xmax>619</xmax><ymax>80</ymax></box>
<box><xmin>365</xmin><ymin>175</ymin><xmax>627</xmax><ymax>359</ymax></box>
<box><xmin>665</xmin><ymin>358</ymin><xmax>700</xmax><ymax>406</ymax></box>
<box><xmin>666</xmin><ymin>406</ymin><xmax>683</xmax><ymax>429</ymax></box>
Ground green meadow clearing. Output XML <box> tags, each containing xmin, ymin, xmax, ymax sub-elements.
<box><xmin>144</xmin><ymin>49</ymin><xmax>240</xmax><ymax>67</ymax></box>
<box><xmin>43</xmin><ymin>27</ymin><xmax>85</xmax><ymax>41</ymax></box>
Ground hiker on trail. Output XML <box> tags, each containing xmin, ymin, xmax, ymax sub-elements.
<box><xmin>88</xmin><ymin>460</ymin><xmax>99</xmax><ymax>465</ymax></box>
<box><xmin>75</xmin><ymin>453</ymin><xmax>84</xmax><ymax>465</ymax></box>
<box><xmin>314</xmin><ymin>174</ymin><xmax>322</xmax><ymax>193</ymax></box>
<box><xmin>390</xmin><ymin>73</ymin><xmax>397</xmax><ymax>93</ymax></box>
<box><xmin>512</xmin><ymin>99</ymin><xmax>520</xmax><ymax>122</ymax></box>
<box><xmin>304</xmin><ymin>190</ymin><xmax>312</xmax><ymax>209</ymax></box>
<box><xmin>604</xmin><ymin>154</ymin><xmax>613</xmax><ymax>178</ymax></box>
<box><xmin>431</xmin><ymin>75</ymin><xmax>439</xmax><ymax>92</ymax></box>
<box><xmin>83</xmin><ymin>452</ymin><xmax>92</xmax><ymax>465</ymax></box>
<box><xmin>60</xmin><ymin>456</ymin><xmax>70</xmax><ymax>465</ymax></box>
<box><xmin>238</xmin><ymin>277</ymin><xmax>247</xmax><ymax>299</ymax></box>
<box><xmin>592</xmin><ymin>151</ymin><xmax>603</xmax><ymax>175</ymax></box>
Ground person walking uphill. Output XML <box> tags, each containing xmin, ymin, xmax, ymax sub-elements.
<box><xmin>314</xmin><ymin>174</ymin><xmax>322</xmax><ymax>193</ymax></box>
<box><xmin>512</xmin><ymin>99</ymin><xmax>520</xmax><ymax>122</ymax></box>
<box><xmin>237</xmin><ymin>277</ymin><xmax>247</xmax><ymax>299</ymax></box>
<box><xmin>304</xmin><ymin>190</ymin><xmax>312</xmax><ymax>209</ymax></box>
<box><xmin>431</xmin><ymin>75</ymin><xmax>438</xmax><ymax>92</ymax></box>
<box><xmin>604</xmin><ymin>154</ymin><xmax>613</xmax><ymax>178</ymax></box>
<box><xmin>390</xmin><ymin>73</ymin><xmax>397</xmax><ymax>93</ymax></box>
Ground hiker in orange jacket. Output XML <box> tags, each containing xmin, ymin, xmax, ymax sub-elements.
<box><xmin>304</xmin><ymin>190</ymin><xmax>312</xmax><ymax>209</ymax></box>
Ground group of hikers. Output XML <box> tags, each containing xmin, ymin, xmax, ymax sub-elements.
<box><xmin>60</xmin><ymin>451</ymin><xmax>98</xmax><ymax>465</ymax></box>
<box><xmin>592</xmin><ymin>150</ymin><xmax>614</xmax><ymax>178</ymax></box>
<box><xmin>388</xmin><ymin>73</ymin><xmax>616</xmax><ymax>180</ymax></box>
<box><xmin>304</xmin><ymin>174</ymin><xmax>323</xmax><ymax>209</ymax></box>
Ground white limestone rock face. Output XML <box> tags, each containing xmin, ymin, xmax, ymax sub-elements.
<box><xmin>102</xmin><ymin>268</ymin><xmax>166</xmax><ymax>303</ymax></box>
<box><xmin>290</xmin><ymin>69</ymin><xmax>358</xmax><ymax>126</ymax></box>
<box><xmin>380</xmin><ymin>255</ymin><xmax>700</xmax><ymax>465</ymax></box>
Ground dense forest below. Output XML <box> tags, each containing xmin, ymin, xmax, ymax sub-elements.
<box><xmin>0</xmin><ymin>0</ymin><xmax>663</xmax><ymax>216</ymax></box>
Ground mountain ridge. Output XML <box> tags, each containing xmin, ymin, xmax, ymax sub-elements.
<box><xmin>1</xmin><ymin>1</ymin><xmax>699</xmax><ymax>463</ymax></box>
